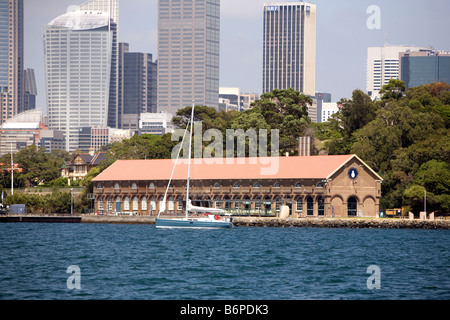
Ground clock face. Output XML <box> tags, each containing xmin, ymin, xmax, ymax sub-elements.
<box><xmin>349</xmin><ymin>168</ymin><xmax>358</xmax><ymax>180</ymax></box>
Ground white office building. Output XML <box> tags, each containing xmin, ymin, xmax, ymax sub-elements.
<box><xmin>263</xmin><ymin>2</ymin><xmax>316</xmax><ymax>96</ymax></box>
<box><xmin>43</xmin><ymin>7</ymin><xmax>115</xmax><ymax>152</ymax></box>
<box><xmin>366</xmin><ymin>45</ymin><xmax>429</xmax><ymax>99</ymax></box>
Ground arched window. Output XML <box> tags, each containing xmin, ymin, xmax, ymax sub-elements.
<box><xmin>214</xmin><ymin>182</ymin><xmax>220</xmax><ymax>189</ymax></box>
<box><xmin>317</xmin><ymin>196</ymin><xmax>324</xmax><ymax>216</ymax></box>
<box><xmin>348</xmin><ymin>197</ymin><xmax>358</xmax><ymax>217</ymax></box>
<box><xmin>275</xmin><ymin>197</ymin><xmax>281</xmax><ymax>211</ymax></box>
<box><xmin>98</xmin><ymin>197</ymin><xmax>104</xmax><ymax>210</ymax></box>
<box><xmin>97</xmin><ymin>183</ymin><xmax>103</xmax><ymax>189</ymax></box>
<box><xmin>178</xmin><ymin>197</ymin><xmax>184</xmax><ymax>211</ymax></box>
<box><xmin>255</xmin><ymin>197</ymin><xmax>261</xmax><ymax>211</ymax></box>
<box><xmin>107</xmin><ymin>197</ymin><xmax>112</xmax><ymax>212</ymax></box>
<box><xmin>233</xmin><ymin>182</ymin><xmax>240</xmax><ymax>188</ymax></box>
<box><xmin>253</xmin><ymin>182</ymin><xmax>260</xmax><ymax>188</ymax></box>
<box><xmin>316</xmin><ymin>182</ymin><xmax>324</xmax><ymax>188</ymax></box>
<box><xmin>149</xmin><ymin>183</ymin><xmax>155</xmax><ymax>189</ymax></box>
<box><xmin>215</xmin><ymin>196</ymin><xmax>222</xmax><ymax>209</ymax></box>
<box><xmin>132</xmin><ymin>183</ymin><xmax>137</xmax><ymax>190</ymax></box>
<box><xmin>132</xmin><ymin>197</ymin><xmax>139</xmax><ymax>211</ymax></box>
<box><xmin>150</xmin><ymin>197</ymin><xmax>156</xmax><ymax>211</ymax></box>
<box><xmin>295</xmin><ymin>182</ymin><xmax>302</xmax><ymax>188</ymax></box>
<box><xmin>168</xmin><ymin>197</ymin><xmax>174</xmax><ymax>211</ymax></box>
<box><xmin>296</xmin><ymin>197</ymin><xmax>303</xmax><ymax>212</ymax></box>
<box><xmin>124</xmin><ymin>197</ymin><xmax>130</xmax><ymax>211</ymax></box>
<box><xmin>273</xmin><ymin>182</ymin><xmax>280</xmax><ymax>188</ymax></box>
<box><xmin>264</xmin><ymin>196</ymin><xmax>272</xmax><ymax>212</ymax></box>
<box><xmin>115</xmin><ymin>197</ymin><xmax>121</xmax><ymax>212</ymax></box>
<box><xmin>224</xmin><ymin>196</ymin><xmax>231</xmax><ymax>209</ymax></box>
<box><xmin>142</xmin><ymin>197</ymin><xmax>148</xmax><ymax>211</ymax></box>
<box><xmin>114</xmin><ymin>183</ymin><xmax>120</xmax><ymax>190</ymax></box>
<box><xmin>306</xmin><ymin>196</ymin><xmax>314</xmax><ymax>216</ymax></box>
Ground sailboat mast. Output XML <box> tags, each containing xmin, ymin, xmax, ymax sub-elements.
<box><xmin>185</xmin><ymin>101</ymin><xmax>195</xmax><ymax>219</ymax></box>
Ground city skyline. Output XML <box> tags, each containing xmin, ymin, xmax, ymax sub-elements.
<box><xmin>25</xmin><ymin>0</ymin><xmax>450</xmax><ymax>113</ymax></box>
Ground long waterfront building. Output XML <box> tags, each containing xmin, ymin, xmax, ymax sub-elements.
<box><xmin>93</xmin><ymin>155</ymin><xmax>383</xmax><ymax>218</ymax></box>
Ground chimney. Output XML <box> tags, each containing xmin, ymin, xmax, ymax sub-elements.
<box><xmin>298</xmin><ymin>136</ymin><xmax>311</xmax><ymax>156</ymax></box>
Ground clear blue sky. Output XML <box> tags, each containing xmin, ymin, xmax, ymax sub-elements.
<box><xmin>25</xmin><ymin>0</ymin><xmax>450</xmax><ymax>112</ymax></box>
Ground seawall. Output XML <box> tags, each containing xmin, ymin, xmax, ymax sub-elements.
<box><xmin>1</xmin><ymin>215</ymin><xmax>449</xmax><ymax>229</ymax></box>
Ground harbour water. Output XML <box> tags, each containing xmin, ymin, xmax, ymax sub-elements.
<box><xmin>0</xmin><ymin>223</ymin><xmax>448</xmax><ymax>300</ymax></box>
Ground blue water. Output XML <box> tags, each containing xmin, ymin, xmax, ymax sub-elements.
<box><xmin>0</xmin><ymin>223</ymin><xmax>448</xmax><ymax>300</ymax></box>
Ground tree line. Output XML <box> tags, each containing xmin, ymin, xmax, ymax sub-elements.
<box><xmin>0</xmin><ymin>83</ymin><xmax>448</xmax><ymax>214</ymax></box>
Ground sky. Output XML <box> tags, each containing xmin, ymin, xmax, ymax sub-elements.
<box><xmin>24</xmin><ymin>0</ymin><xmax>450</xmax><ymax>112</ymax></box>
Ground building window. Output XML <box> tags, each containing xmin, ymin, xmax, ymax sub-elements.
<box><xmin>316</xmin><ymin>182</ymin><xmax>324</xmax><ymax>188</ymax></box>
<box><xmin>215</xmin><ymin>196</ymin><xmax>222</xmax><ymax>209</ymax></box>
<box><xmin>273</xmin><ymin>182</ymin><xmax>280</xmax><ymax>188</ymax></box>
<box><xmin>306</xmin><ymin>196</ymin><xmax>314</xmax><ymax>216</ymax></box>
<box><xmin>253</xmin><ymin>182</ymin><xmax>260</xmax><ymax>188</ymax></box>
<box><xmin>149</xmin><ymin>183</ymin><xmax>155</xmax><ymax>189</ymax></box>
<box><xmin>132</xmin><ymin>183</ymin><xmax>137</xmax><ymax>190</ymax></box>
<box><xmin>275</xmin><ymin>197</ymin><xmax>281</xmax><ymax>211</ymax></box>
<box><xmin>97</xmin><ymin>183</ymin><xmax>103</xmax><ymax>189</ymax></box>
<box><xmin>142</xmin><ymin>197</ymin><xmax>148</xmax><ymax>211</ymax></box>
<box><xmin>151</xmin><ymin>197</ymin><xmax>156</xmax><ymax>211</ymax></box>
<box><xmin>132</xmin><ymin>197</ymin><xmax>139</xmax><ymax>211</ymax></box>
<box><xmin>233</xmin><ymin>182</ymin><xmax>240</xmax><ymax>188</ymax></box>
<box><xmin>124</xmin><ymin>197</ymin><xmax>130</xmax><ymax>211</ymax></box>
<box><xmin>114</xmin><ymin>183</ymin><xmax>120</xmax><ymax>190</ymax></box>
<box><xmin>255</xmin><ymin>197</ymin><xmax>261</xmax><ymax>211</ymax></box>
<box><xmin>214</xmin><ymin>182</ymin><xmax>220</xmax><ymax>189</ymax></box>
<box><xmin>107</xmin><ymin>197</ymin><xmax>112</xmax><ymax>212</ymax></box>
<box><xmin>178</xmin><ymin>197</ymin><xmax>184</xmax><ymax>211</ymax></box>
<box><xmin>295</xmin><ymin>182</ymin><xmax>302</xmax><ymax>188</ymax></box>
<box><xmin>168</xmin><ymin>197</ymin><xmax>174</xmax><ymax>211</ymax></box>
<box><xmin>296</xmin><ymin>197</ymin><xmax>303</xmax><ymax>212</ymax></box>
<box><xmin>98</xmin><ymin>197</ymin><xmax>104</xmax><ymax>210</ymax></box>
<box><xmin>318</xmin><ymin>196</ymin><xmax>324</xmax><ymax>216</ymax></box>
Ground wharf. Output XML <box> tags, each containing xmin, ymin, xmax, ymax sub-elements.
<box><xmin>1</xmin><ymin>215</ymin><xmax>449</xmax><ymax>229</ymax></box>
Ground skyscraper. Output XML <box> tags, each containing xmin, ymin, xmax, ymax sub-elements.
<box><xmin>400</xmin><ymin>50</ymin><xmax>450</xmax><ymax>89</ymax></box>
<box><xmin>0</xmin><ymin>0</ymin><xmax>24</xmax><ymax>124</ymax></box>
<box><xmin>79</xmin><ymin>0</ymin><xmax>119</xmax><ymax>129</ymax></box>
<box><xmin>157</xmin><ymin>0</ymin><xmax>220</xmax><ymax>113</ymax></box>
<box><xmin>262</xmin><ymin>2</ymin><xmax>316</xmax><ymax>96</ymax></box>
<box><xmin>366</xmin><ymin>45</ymin><xmax>429</xmax><ymax>98</ymax></box>
<box><xmin>120</xmin><ymin>46</ymin><xmax>157</xmax><ymax>130</ymax></box>
<box><xmin>43</xmin><ymin>1</ymin><xmax>117</xmax><ymax>152</ymax></box>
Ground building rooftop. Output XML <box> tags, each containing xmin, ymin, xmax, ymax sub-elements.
<box><xmin>93</xmin><ymin>154</ymin><xmax>382</xmax><ymax>182</ymax></box>
<box><xmin>48</xmin><ymin>10</ymin><xmax>110</xmax><ymax>31</ymax></box>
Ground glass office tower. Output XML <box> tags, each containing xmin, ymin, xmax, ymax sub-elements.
<box><xmin>157</xmin><ymin>0</ymin><xmax>220</xmax><ymax>113</ymax></box>
<box><xmin>43</xmin><ymin>8</ymin><xmax>114</xmax><ymax>152</ymax></box>
<box><xmin>263</xmin><ymin>2</ymin><xmax>316</xmax><ymax>96</ymax></box>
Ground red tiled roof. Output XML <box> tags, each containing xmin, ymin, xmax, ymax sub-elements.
<box><xmin>93</xmin><ymin>155</ymin><xmax>363</xmax><ymax>182</ymax></box>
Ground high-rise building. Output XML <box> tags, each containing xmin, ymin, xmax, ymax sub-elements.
<box><xmin>43</xmin><ymin>2</ymin><xmax>116</xmax><ymax>152</ymax></box>
<box><xmin>262</xmin><ymin>2</ymin><xmax>316</xmax><ymax>96</ymax></box>
<box><xmin>79</xmin><ymin>0</ymin><xmax>120</xmax><ymax>129</ymax></box>
<box><xmin>0</xmin><ymin>0</ymin><xmax>24</xmax><ymax>124</ymax></box>
<box><xmin>400</xmin><ymin>50</ymin><xmax>450</xmax><ymax>89</ymax></box>
<box><xmin>366</xmin><ymin>45</ymin><xmax>429</xmax><ymax>98</ymax></box>
<box><xmin>157</xmin><ymin>0</ymin><xmax>220</xmax><ymax>113</ymax></box>
<box><xmin>23</xmin><ymin>68</ymin><xmax>37</xmax><ymax>112</ymax></box>
<box><xmin>120</xmin><ymin>46</ymin><xmax>157</xmax><ymax>130</ymax></box>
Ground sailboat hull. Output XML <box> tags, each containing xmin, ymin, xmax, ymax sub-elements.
<box><xmin>155</xmin><ymin>218</ymin><xmax>233</xmax><ymax>229</ymax></box>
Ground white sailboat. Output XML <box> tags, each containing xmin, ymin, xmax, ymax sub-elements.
<box><xmin>155</xmin><ymin>102</ymin><xmax>233</xmax><ymax>229</ymax></box>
